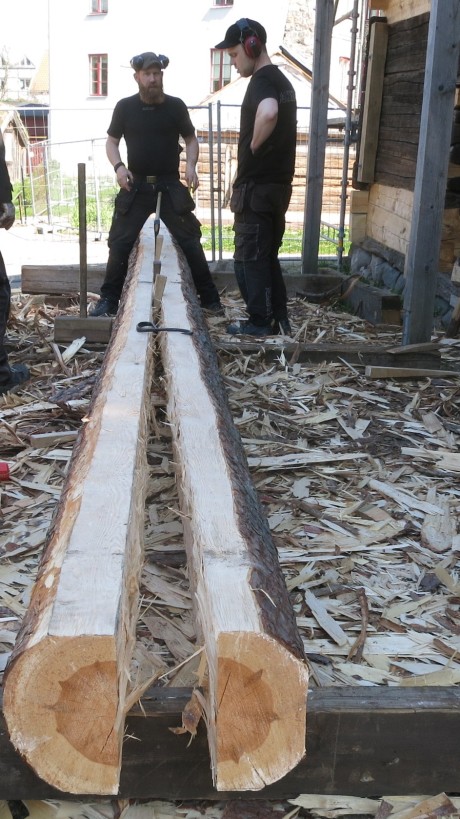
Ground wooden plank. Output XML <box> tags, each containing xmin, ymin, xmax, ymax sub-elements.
<box><xmin>20</xmin><ymin>264</ymin><xmax>346</xmax><ymax>300</ymax></box>
<box><xmin>365</xmin><ymin>365</ymin><xmax>460</xmax><ymax>379</ymax></box>
<box><xmin>349</xmin><ymin>212</ymin><xmax>367</xmax><ymax>243</ymax></box>
<box><xmin>382</xmin><ymin>0</ymin><xmax>430</xmax><ymax>25</ymax></box>
<box><xmin>21</xmin><ymin>264</ymin><xmax>106</xmax><ymax>295</ymax></box>
<box><xmin>53</xmin><ymin>315</ymin><xmax>113</xmax><ymax>343</ymax></box>
<box><xmin>349</xmin><ymin>189</ymin><xmax>369</xmax><ymax>213</ymax></box>
<box><xmin>367</xmin><ymin>184</ymin><xmax>412</xmax><ymax>257</ymax></box>
<box><xmin>2</xmin><ymin>218</ymin><xmax>158</xmax><ymax>795</ymax></box>
<box><xmin>357</xmin><ymin>20</ymin><xmax>389</xmax><ymax>183</ymax></box>
<box><xmin>369</xmin><ymin>183</ymin><xmax>414</xmax><ymax>222</ymax></box>
<box><xmin>402</xmin><ymin>0</ymin><xmax>460</xmax><ymax>344</ymax></box>
<box><xmin>343</xmin><ymin>281</ymin><xmax>402</xmax><ymax>325</ymax></box>
<box><xmin>1</xmin><ymin>687</ymin><xmax>460</xmax><ymax>799</ymax></box>
<box><xmin>29</xmin><ymin>430</ymin><xmax>79</xmax><ymax>447</ymax></box>
<box><xmin>215</xmin><ymin>340</ymin><xmax>440</xmax><ymax>368</ymax></box>
<box><xmin>157</xmin><ymin>230</ymin><xmax>308</xmax><ymax>792</ymax></box>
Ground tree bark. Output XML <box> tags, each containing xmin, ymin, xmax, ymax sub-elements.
<box><xmin>157</xmin><ymin>232</ymin><xmax>308</xmax><ymax>791</ymax></box>
<box><xmin>3</xmin><ymin>224</ymin><xmax>157</xmax><ymax>794</ymax></box>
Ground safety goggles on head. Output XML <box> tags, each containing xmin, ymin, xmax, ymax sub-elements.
<box><xmin>130</xmin><ymin>52</ymin><xmax>169</xmax><ymax>71</ymax></box>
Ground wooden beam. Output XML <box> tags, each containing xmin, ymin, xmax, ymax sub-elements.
<box><xmin>365</xmin><ymin>365</ymin><xmax>460</xmax><ymax>379</ymax></box>
<box><xmin>29</xmin><ymin>430</ymin><xmax>79</xmax><ymax>447</ymax></box>
<box><xmin>2</xmin><ymin>219</ymin><xmax>157</xmax><ymax>795</ymax></box>
<box><xmin>21</xmin><ymin>264</ymin><xmax>344</xmax><ymax>299</ymax></box>
<box><xmin>215</xmin><ymin>340</ymin><xmax>440</xmax><ymax>368</ymax></box>
<box><xmin>402</xmin><ymin>0</ymin><xmax>460</xmax><ymax>344</ymax></box>
<box><xmin>21</xmin><ymin>264</ymin><xmax>106</xmax><ymax>295</ymax></box>
<box><xmin>382</xmin><ymin>0</ymin><xmax>430</xmax><ymax>25</ymax></box>
<box><xmin>53</xmin><ymin>315</ymin><xmax>113</xmax><ymax>344</ymax></box>
<box><xmin>1</xmin><ymin>687</ymin><xmax>460</xmax><ymax>799</ymax></box>
<box><xmin>157</xmin><ymin>231</ymin><xmax>308</xmax><ymax>792</ymax></box>
<box><xmin>357</xmin><ymin>19</ymin><xmax>389</xmax><ymax>183</ymax></box>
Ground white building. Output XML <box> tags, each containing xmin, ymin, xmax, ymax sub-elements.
<box><xmin>46</xmin><ymin>0</ymin><xmax>359</xmax><ymax>171</ymax></box>
<box><xmin>0</xmin><ymin>54</ymin><xmax>37</xmax><ymax>101</ymax></box>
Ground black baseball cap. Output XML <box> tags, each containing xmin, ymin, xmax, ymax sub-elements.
<box><xmin>215</xmin><ymin>18</ymin><xmax>267</xmax><ymax>49</ymax></box>
<box><xmin>130</xmin><ymin>52</ymin><xmax>169</xmax><ymax>71</ymax></box>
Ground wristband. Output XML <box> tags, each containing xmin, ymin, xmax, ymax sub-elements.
<box><xmin>113</xmin><ymin>162</ymin><xmax>125</xmax><ymax>173</ymax></box>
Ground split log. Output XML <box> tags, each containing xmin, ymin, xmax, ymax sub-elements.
<box><xmin>157</xmin><ymin>231</ymin><xmax>308</xmax><ymax>791</ymax></box>
<box><xmin>3</xmin><ymin>220</ymin><xmax>157</xmax><ymax>794</ymax></box>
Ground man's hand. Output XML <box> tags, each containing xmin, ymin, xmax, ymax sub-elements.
<box><xmin>0</xmin><ymin>202</ymin><xmax>15</xmax><ymax>230</ymax></box>
<box><xmin>185</xmin><ymin>164</ymin><xmax>199</xmax><ymax>193</ymax></box>
<box><xmin>116</xmin><ymin>165</ymin><xmax>133</xmax><ymax>191</ymax></box>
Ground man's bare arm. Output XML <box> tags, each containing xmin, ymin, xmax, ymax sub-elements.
<box><xmin>250</xmin><ymin>98</ymin><xmax>278</xmax><ymax>154</ymax></box>
<box><xmin>184</xmin><ymin>133</ymin><xmax>200</xmax><ymax>191</ymax></box>
<box><xmin>106</xmin><ymin>135</ymin><xmax>132</xmax><ymax>189</ymax></box>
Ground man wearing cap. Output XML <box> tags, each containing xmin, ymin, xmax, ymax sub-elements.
<box><xmin>215</xmin><ymin>19</ymin><xmax>297</xmax><ymax>336</ymax></box>
<box><xmin>90</xmin><ymin>52</ymin><xmax>222</xmax><ymax>317</ymax></box>
<box><xmin>0</xmin><ymin>130</ymin><xmax>30</xmax><ymax>395</ymax></box>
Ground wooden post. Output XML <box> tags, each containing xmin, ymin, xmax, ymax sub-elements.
<box><xmin>402</xmin><ymin>0</ymin><xmax>460</xmax><ymax>344</ymax></box>
<box><xmin>78</xmin><ymin>163</ymin><xmax>88</xmax><ymax>318</ymax></box>
<box><xmin>301</xmin><ymin>0</ymin><xmax>335</xmax><ymax>275</ymax></box>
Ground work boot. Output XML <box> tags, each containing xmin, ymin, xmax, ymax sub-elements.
<box><xmin>226</xmin><ymin>320</ymin><xmax>273</xmax><ymax>337</ymax></box>
<box><xmin>89</xmin><ymin>297</ymin><xmax>118</xmax><ymax>317</ymax></box>
<box><xmin>273</xmin><ymin>316</ymin><xmax>292</xmax><ymax>336</ymax></box>
<box><xmin>0</xmin><ymin>364</ymin><xmax>30</xmax><ymax>395</ymax></box>
<box><xmin>201</xmin><ymin>300</ymin><xmax>225</xmax><ymax>316</ymax></box>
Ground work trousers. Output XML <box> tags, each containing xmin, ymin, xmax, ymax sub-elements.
<box><xmin>101</xmin><ymin>181</ymin><xmax>219</xmax><ymax>306</ymax></box>
<box><xmin>232</xmin><ymin>181</ymin><xmax>292</xmax><ymax>326</ymax></box>
<box><xmin>0</xmin><ymin>250</ymin><xmax>11</xmax><ymax>383</ymax></box>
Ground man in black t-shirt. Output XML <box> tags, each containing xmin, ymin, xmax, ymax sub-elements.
<box><xmin>215</xmin><ymin>19</ymin><xmax>297</xmax><ymax>336</ymax></box>
<box><xmin>90</xmin><ymin>52</ymin><xmax>222</xmax><ymax>317</ymax></box>
<box><xmin>0</xmin><ymin>130</ymin><xmax>30</xmax><ymax>395</ymax></box>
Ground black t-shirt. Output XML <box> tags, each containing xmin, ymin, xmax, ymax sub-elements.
<box><xmin>107</xmin><ymin>93</ymin><xmax>195</xmax><ymax>177</ymax></box>
<box><xmin>235</xmin><ymin>65</ymin><xmax>297</xmax><ymax>186</ymax></box>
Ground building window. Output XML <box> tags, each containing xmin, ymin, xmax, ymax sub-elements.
<box><xmin>211</xmin><ymin>49</ymin><xmax>231</xmax><ymax>93</ymax></box>
<box><xmin>89</xmin><ymin>54</ymin><xmax>108</xmax><ymax>96</ymax></box>
<box><xmin>91</xmin><ymin>0</ymin><xmax>108</xmax><ymax>12</ymax></box>
<box><xmin>212</xmin><ymin>0</ymin><xmax>233</xmax><ymax>5</ymax></box>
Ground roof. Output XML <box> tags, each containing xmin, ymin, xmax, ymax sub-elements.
<box><xmin>194</xmin><ymin>48</ymin><xmax>346</xmax><ymax>132</ymax></box>
<box><xmin>0</xmin><ymin>106</ymin><xmax>29</xmax><ymax>146</ymax></box>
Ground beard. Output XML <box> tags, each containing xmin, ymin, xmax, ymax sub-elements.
<box><xmin>139</xmin><ymin>85</ymin><xmax>163</xmax><ymax>105</ymax></box>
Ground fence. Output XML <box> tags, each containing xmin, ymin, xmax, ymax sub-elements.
<box><xmin>6</xmin><ymin>103</ymin><xmax>357</xmax><ymax>264</ymax></box>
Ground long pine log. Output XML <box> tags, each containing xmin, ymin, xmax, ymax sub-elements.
<box><xmin>3</xmin><ymin>222</ymin><xmax>157</xmax><ymax>794</ymax></box>
<box><xmin>157</xmin><ymin>231</ymin><xmax>308</xmax><ymax>791</ymax></box>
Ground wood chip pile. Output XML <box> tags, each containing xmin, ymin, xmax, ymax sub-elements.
<box><xmin>1</xmin><ymin>287</ymin><xmax>460</xmax><ymax>817</ymax></box>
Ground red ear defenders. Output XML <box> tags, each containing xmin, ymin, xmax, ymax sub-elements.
<box><xmin>236</xmin><ymin>18</ymin><xmax>263</xmax><ymax>59</ymax></box>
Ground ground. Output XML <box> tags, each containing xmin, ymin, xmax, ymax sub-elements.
<box><xmin>1</xmin><ymin>229</ymin><xmax>460</xmax><ymax>817</ymax></box>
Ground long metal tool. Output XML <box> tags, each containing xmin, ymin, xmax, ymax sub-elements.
<box><xmin>154</xmin><ymin>190</ymin><xmax>162</xmax><ymax>239</ymax></box>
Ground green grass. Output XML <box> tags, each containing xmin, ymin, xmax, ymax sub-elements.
<box><xmin>200</xmin><ymin>225</ymin><xmax>351</xmax><ymax>257</ymax></box>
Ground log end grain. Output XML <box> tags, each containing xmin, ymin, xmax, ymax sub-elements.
<box><xmin>213</xmin><ymin>632</ymin><xmax>308</xmax><ymax>792</ymax></box>
<box><xmin>3</xmin><ymin>635</ymin><xmax>120</xmax><ymax>795</ymax></box>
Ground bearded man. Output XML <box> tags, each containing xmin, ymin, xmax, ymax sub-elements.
<box><xmin>90</xmin><ymin>52</ymin><xmax>222</xmax><ymax>317</ymax></box>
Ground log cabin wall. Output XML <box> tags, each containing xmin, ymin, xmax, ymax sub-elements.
<box><xmin>351</xmin><ymin>0</ymin><xmax>460</xmax><ymax>294</ymax></box>
<box><xmin>188</xmin><ymin>133</ymin><xmax>354</xmax><ymax>221</ymax></box>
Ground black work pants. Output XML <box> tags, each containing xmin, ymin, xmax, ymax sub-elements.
<box><xmin>232</xmin><ymin>182</ymin><xmax>292</xmax><ymax>326</ymax></box>
<box><xmin>101</xmin><ymin>181</ymin><xmax>219</xmax><ymax>306</ymax></box>
<box><xmin>0</xmin><ymin>250</ymin><xmax>11</xmax><ymax>383</ymax></box>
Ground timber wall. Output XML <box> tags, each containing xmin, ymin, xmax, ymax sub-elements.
<box><xmin>350</xmin><ymin>0</ymin><xmax>460</xmax><ymax>275</ymax></box>
<box><xmin>188</xmin><ymin>133</ymin><xmax>354</xmax><ymax>219</ymax></box>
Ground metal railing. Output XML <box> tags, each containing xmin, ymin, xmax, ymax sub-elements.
<box><xmin>7</xmin><ymin>103</ymin><xmax>356</xmax><ymax>264</ymax></box>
